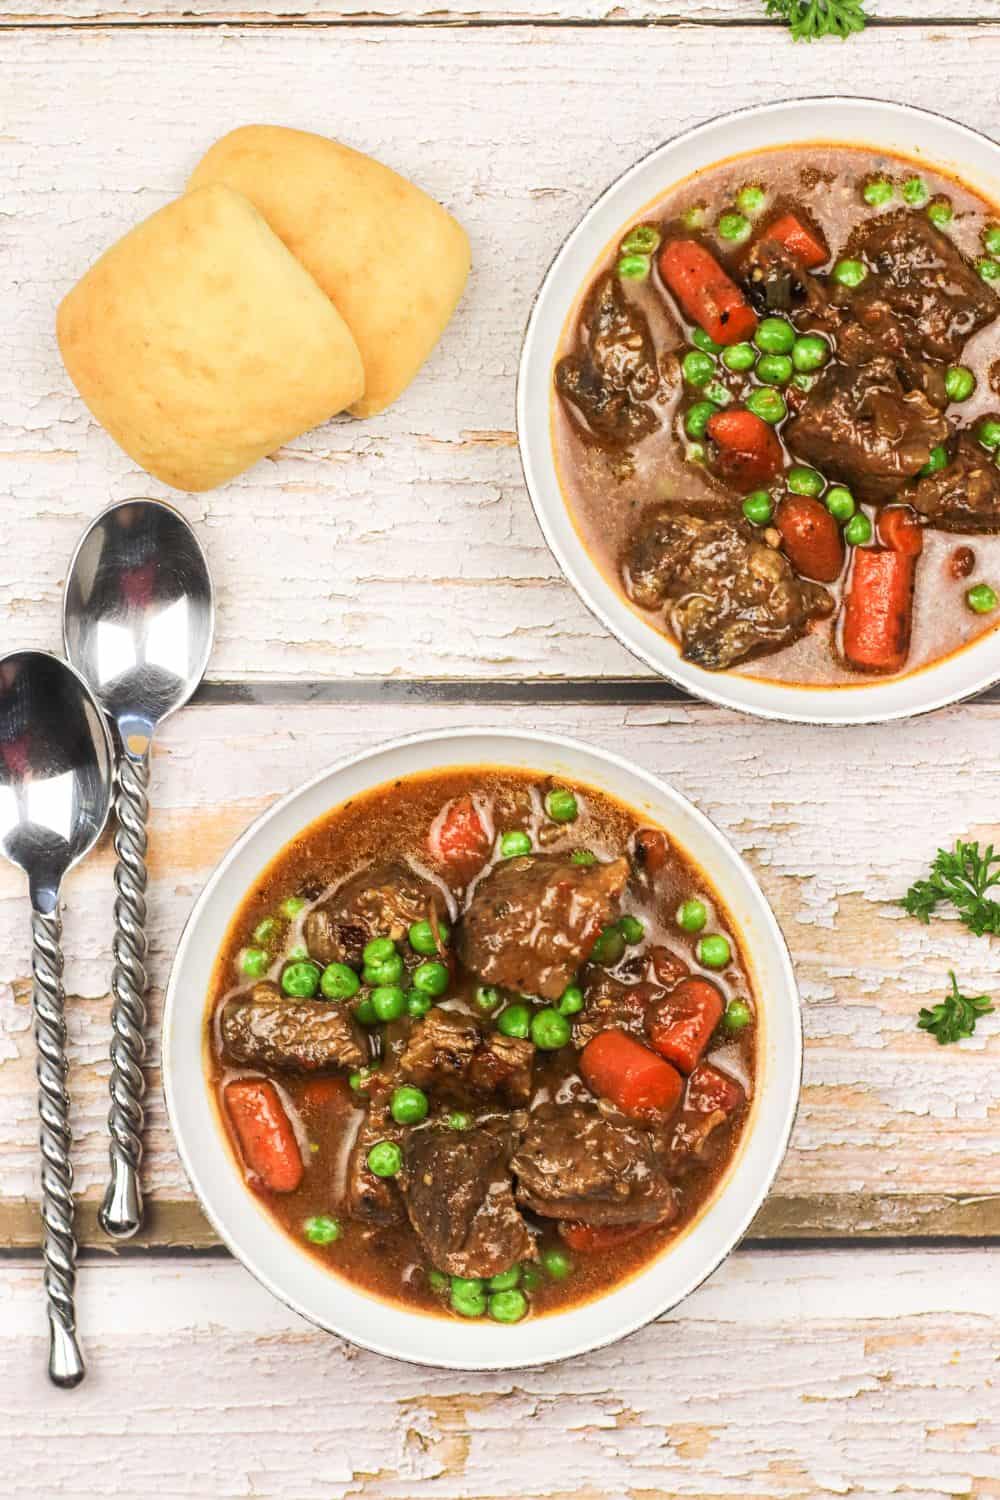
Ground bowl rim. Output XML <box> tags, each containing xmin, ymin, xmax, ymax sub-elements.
<box><xmin>162</xmin><ymin>725</ymin><xmax>802</xmax><ymax>1369</ymax></box>
<box><xmin>516</xmin><ymin>94</ymin><xmax>1000</xmax><ymax>726</ymax></box>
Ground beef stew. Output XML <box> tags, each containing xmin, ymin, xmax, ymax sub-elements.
<box><xmin>205</xmin><ymin>768</ymin><xmax>757</xmax><ymax>1324</ymax></box>
<box><xmin>553</xmin><ymin>145</ymin><xmax>1000</xmax><ymax>686</ymax></box>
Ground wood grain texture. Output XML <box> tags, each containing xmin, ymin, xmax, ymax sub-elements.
<box><xmin>6</xmin><ymin>23</ymin><xmax>1000</xmax><ymax>681</ymax></box>
<box><xmin>2</xmin><ymin>1248</ymin><xmax>998</xmax><ymax>1498</ymax></box>
<box><xmin>1</xmin><ymin>700</ymin><xmax>998</xmax><ymax>1246</ymax></box>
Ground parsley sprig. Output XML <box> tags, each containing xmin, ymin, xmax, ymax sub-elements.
<box><xmin>901</xmin><ymin>841</ymin><xmax>1000</xmax><ymax>936</ymax></box>
<box><xmin>917</xmin><ymin>972</ymin><xmax>994</xmax><ymax>1046</ymax></box>
<box><xmin>762</xmin><ymin>0</ymin><xmax>869</xmax><ymax>41</ymax></box>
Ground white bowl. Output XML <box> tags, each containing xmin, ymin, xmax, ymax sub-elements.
<box><xmin>518</xmin><ymin>97</ymin><xmax>1000</xmax><ymax>725</ymax></box>
<box><xmin>163</xmin><ymin>727</ymin><xmax>801</xmax><ymax>1369</ymax></box>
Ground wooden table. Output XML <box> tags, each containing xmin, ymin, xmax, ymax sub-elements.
<box><xmin>2</xmin><ymin>5</ymin><xmax>999</xmax><ymax>1495</ymax></box>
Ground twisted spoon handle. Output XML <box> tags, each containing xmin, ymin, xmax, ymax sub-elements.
<box><xmin>32</xmin><ymin>904</ymin><xmax>85</xmax><ymax>1388</ymax></box>
<box><xmin>99</xmin><ymin>750</ymin><xmax>150</xmax><ymax>1240</ymax></box>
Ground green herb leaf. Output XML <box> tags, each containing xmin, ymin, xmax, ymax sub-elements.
<box><xmin>762</xmin><ymin>0</ymin><xmax>868</xmax><ymax>41</ymax></box>
<box><xmin>917</xmin><ymin>972</ymin><xmax>994</xmax><ymax>1046</ymax></box>
<box><xmin>901</xmin><ymin>841</ymin><xmax>1000</xmax><ymax>936</ymax></box>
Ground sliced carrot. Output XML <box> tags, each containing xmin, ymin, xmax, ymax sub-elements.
<box><xmin>706</xmin><ymin>407</ymin><xmax>785</xmax><ymax>489</ymax></box>
<box><xmin>841</xmin><ymin>546</ymin><xmax>916</xmax><ymax>674</ymax></box>
<box><xmin>775</xmin><ymin>494</ymin><xmax>845</xmax><ymax>583</ymax></box>
<box><xmin>225</xmin><ymin>1079</ymin><xmax>303</xmax><ymax>1193</ymax></box>
<box><xmin>558</xmin><ymin>1220</ymin><xmax>653</xmax><ymax>1253</ymax></box>
<box><xmin>580</xmin><ymin>1028</ymin><xmax>684</xmax><ymax>1121</ymax></box>
<box><xmin>658</xmin><ymin>239</ymin><xmax>758</xmax><ymax>346</ymax></box>
<box><xmin>763</xmin><ymin>212</ymin><xmax>829</xmax><ymax>270</ymax></box>
<box><xmin>686</xmin><ymin>1062</ymin><xmax>744</xmax><ymax>1116</ymax></box>
<box><xmin>877</xmin><ymin>505</ymin><xmax>924</xmax><ymax>557</ymax></box>
<box><xmin>647</xmin><ymin>976</ymin><xmax>724</xmax><ymax>1074</ymax></box>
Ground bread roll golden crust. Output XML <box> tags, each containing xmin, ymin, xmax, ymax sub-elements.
<box><xmin>189</xmin><ymin>125</ymin><xmax>471</xmax><ymax>417</ymax></box>
<box><xmin>56</xmin><ymin>184</ymin><xmax>365</xmax><ymax>492</ymax></box>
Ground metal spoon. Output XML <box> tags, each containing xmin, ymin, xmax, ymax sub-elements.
<box><xmin>0</xmin><ymin>651</ymin><xmax>114</xmax><ymax>1386</ymax></box>
<box><xmin>63</xmin><ymin>498</ymin><xmax>215</xmax><ymax>1240</ymax></box>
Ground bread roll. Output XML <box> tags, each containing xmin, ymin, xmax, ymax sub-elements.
<box><xmin>189</xmin><ymin>125</ymin><xmax>471</xmax><ymax>417</ymax></box>
<box><xmin>56</xmin><ymin>184</ymin><xmax>365</xmax><ymax>492</ymax></box>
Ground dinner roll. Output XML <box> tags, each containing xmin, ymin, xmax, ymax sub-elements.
<box><xmin>56</xmin><ymin>184</ymin><xmax>365</xmax><ymax>492</ymax></box>
<box><xmin>189</xmin><ymin>125</ymin><xmax>471</xmax><ymax>417</ymax></box>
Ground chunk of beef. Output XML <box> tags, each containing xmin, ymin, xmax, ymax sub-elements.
<box><xmin>909</xmin><ymin>425</ymin><xmax>1000</xmax><ymax>532</ymax></box>
<box><xmin>457</xmin><ymin>854</ymin><xmax>629</xmax><ymax>1000</ymax></box>
<box><xmin>345</xmin><ymin>1093</ymin><xmax>405</xmax><ymax>1226</ymax></box>
<box><xmin>555</xmin><ymin>271</ymin><xmax>660</xmax><ymax>448</ymax></box>
<box><xmin>304</xmin><ymin>861</ymin><xmax>444</xmax><ymax>967</ymax></box>
<box><xmin>785</xmin><ymin>357</ymin><xmax>948</xmax><ymax>504</ymax></box>
<box><xmin>397</xmin><ymin>1006</ymin><xmax>535</xmax><ymax>1105</ymax></box>
<box><xmin>402</xmin><ymin>1123</ymin><xmax>535</xmax><ymax>1278</ymax></box>
<box><xmin>221</xmin><ymin>983</ymin><xmax>367</xmax><ymax>1073</ymax></box>
<box><xmin>668</xmin><ymin>1062</ymin><xmax>746</xmax><ymax>1174</ymax></box>
<box><xmin>512</xmin><ymin>1102</ymin><xmax>676</xmax><ymax>1226</ymax></box>
<box><xmin>572</xmin><ymin>948</ymin><xmax>689</xmax><ymax>1049</ymax></box>
<box><xmin>743</xmin><ymin>234</ymin><xmax>833</xmax><ymax>321</ymax></box>
<box><xmin>846</xmin><ymin>210</ymin><xmax>998</xmax><ymax>364</ymax></box>
<box><xmin>624</xmin><ymin>511</ymin><xmax>833</xmax><ymax>670</ymax></box>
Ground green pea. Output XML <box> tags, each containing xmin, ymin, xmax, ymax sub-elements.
<box><xmin>619</xmin><ymin>914</ymin><xmax>645</xmax><ymax>945</ymax></box>
<box><xmin>590</xmin><ymin>924</ymin><xmax>626</xmax><ymax>966</ymax></box>
<box><xmin>303</xmin><ymin>1215</ymin><xmax>340</xmax><ymax>1246</ymax></box>
<box><xmin>927</xmin><ymin>198</ymin><xmax>953</xmax><ymax>228</ymax></box>
<box><xmin>745</xmin><ymin>386</ymin><xmax>787</xmax><ymax>424</ymax></box>
<box><xmin>702</xmin><ymin>379</ymin><xmax>732</xmax><ymax>408</ymax></box>
<box><xmin>281</xmin><ymin>960</ymin><xmax>321</xmax><ymax>998</ymax></box>
<box><xmin>684</xmin><ymin>400</ymin><xmax>719</xmax><ymax>439</ymax></box>
<box><xmin>500</xmin><ymin>830</ymin><xmax>532</xmax><ymax>858</ymax></box>
<box><xmin>408</xmin><ymin>919</ymin><xmax>450</xmax><ymax>956</ymax></box>
<box><xmin>475</xmin><ymin>984</ymin><xmax>501</xmax><ymax>1013</ymax></box>
<box><xmin>902</xmin><ymin>176</ymin><xmax>927</xmax><ymax>206</ymax></box>
<box><xmin>682</xmin><ymin>350</ymin><xmax>716</xmax><ymax>388</ymax></box>
<box><xmin>724</xmin><ymin>999</ymin><xmax>753</xmax><ymax>1032</ymax></box>
<box><xmin>488</xmin><ymin>1265</ymin><xmax>522</xmax><ymax>1291</ymax></box>
<box><xmin>845</xmin><ymin>513</ymin><xmax>873</xmax><ymax>546</ymax></box>
<box><xmin>349</xmin><ymin>1065</ymin><xmax>378</xmax><ymax>1091</ymax></box>
<box><xmin>367</xmin><ymin>1140</ymin><xmax>402</xmax><ymax>1178</ymax></box>
<box><xmin>697</xmin><ymin>934</ymin><xmax>731</xmax><ymax>970</ymax></box>
<box><xmin>677</xmin><ymin>898</ymin><xmax>707</xmax><ymax>932</ymax></box>
<box><xmin>428</xmin><ymin>1269</ymin><xmax>449</xmax><ymax>1293</ymax></box>
<box><xmin>363</xmin><ymin>951</ymin><xmax>404</xmax><ymax>986</ymax></box>
<box><xmin>618</xmin><ymin>253</ymin><xmax>651</xmax><ymax>281</ymax></box>
<box><xmin>686</xmin><ymin>442</ymin><xmax>705</xmax><ymax>465</ymax></box>
<box><xmin>287</xmin><ymin>944</ymin><xmax>309</xmax><ymax>961</ymax></box>
<box><xmin>754</xmin><ymin>317</ymin><xmax>796</xmax><ymax>356</ymax></box>
<box><xmin>354</xmin><ymin>997</ymin><xmax>378</xmax><ymax>1025</ymax></box>
<box><xmin>787</xmin><ymin>466</ymin><xmax>824</xmax><ymax>498</ymax></box>
<box><xmin>412</xmin><ymin>960</ymin><xmax>449</xmax><ymax>997</ymax></box>
<box><xmin>571</xmin><ymin>849</ymin><xmax>597</xmax><ymax>866</ymax></box>
<box><xmin>447</xmin><ymin>1111</ymin><xmax>472</xmax><ymax>1131</ymax></box>
<box><xmin>489</xmin><ymin>1289</ymin><xmax>528</xmax><ymax>1323</ymax></box>
<box><xmin>832</xmin><ymin>258</ymin><xmax>868</xmax><ymax>288</ymax></box>
<box><xmin>736</xmin><ymin>185</ymin><xmax>766</xmax><ymax>215</ymax></box>
<box><xmin>556</xmin><ymin>984</ymin><xmax>584</xmax><ymax>1017</ymax></box>
<box><xmin>742</xmin><ymin>491</ymin><xmax>773</xmax><ymax>526</ymax></box>
<box><xmin>682</xmin><ymin>205</ymin><xmax>707</xmax><ymax>231</ymax></box>
<box><xmin>450</xmin><ymin>1277</ymin><xmax>487</xmax><ymax>1318</ymax></box>
<box><xmin>792</xmin><ymin>334</ymin><xmax>829</xmax><ymax>373</ymax></box>
<box><xmin>984</xmin><ymin>224</ymin><xmax>1000</xmax><ymax>257</ymax></box>
<box><xmin>621</xmin><ymin>224</ymin><xmax>661</xmax><ymax>255</ymax></box>
<box><xmin>979</xmin><ymin>419</ymin><xmax>1000</xmax><ymax>451</ymax></box>
<box><xmin>390</xmin><ymin>1085</ymin><xmax>429</xmax><ymax>1125</ymax></box>
<box><xmin>945</xmin><ymin>366</ymin><xmax>976</xmax><ymax>403</ymax></box>
<box><xmin>756</xmin><ymin>354</ymin><xmax>793</xmax><ymax>387</ymax></box>
<box><xmin>545</xmin><ymin>788</ymin><xmax>579</xmax><ymax>823</ymax></box>
<box><xmin>363</xmin><ymin>936</ymin><xmax>395</xmax><ymax>964</ymax></box>
<box><xmin>863</xmin><ymin>178</ymin><xmax>894</xmax><ymax>207</ymax></box>
<box><xmin>279</xmin><ymin>895</ymin><xmax>306</xmax><ymax>919</ymax></box>
<box><xmin>407</xmin><ymin>990</ymin><xmax>432</xmax><ymax>1018</ymax></box>
<box><xmin>240</xmin><ymin>947</ymin><xmax>269</xmax><ymax>979</ymax></box>
<box><xmin>371</xmin><ymin>985</ymin><xmax>407</xmax><ymax>1022</ymax></box>
<box><xmin>722</xmin><ymin>342</ymin><xmax>756</xmax><ymax>373</ymax></box>
<box><xmin>541</xmin><ymin>1247</ymin><xmax>573</xmax><ymax>1281</ymax></box>
<box><xmin>530</xmin><ymin>1008</ymin><xmax>572</xmax><ymax>1051</ymax></box>
<box><xmin>320</xmin><ymin>962</ymin><xmax>361</xmax><ymax>1001</ymax></box>
<box><xmin>252</xmin><ymin>917</ymin><xmax>280</xmax><ymax>947</ymax></box>
<box><xmin>792</xmin><ymin>372</ymin><xmax>817</xmax><ymax>394</ymax></box>
<box><xmin>521</xmin><ymin>1265</ymin><xmax>544</xmax><ymax>1292</ymax></box>
<box><xmin>919</xmin><ymin>443</ymin><xmax>950</xmax><ymax>474</ymax></box>
<box><xmin>718</xmin><ymin>212</ymin><xmax>751</xmax><ymax>243</ymax></box>
<box><xmin>967</xmin><ymin>583</ymin><xmax>998</xmax><ymax>614</ymax></box>
<box><xmin>691</xmin><ymin>327</ymin><xmax>722</xmax><ymax>355</ymax></box>
<box><xmin>825</xmin><ymin>486</ymin><xmax>856</xmax><ymax>522</ymax></box>
<box><xmin>978</xmin><ymin>257</ymin><xmax>1000</xmax><ymax>284</ymax></box>
<box><xmin>497</xmin><ymin>1003</ymin><xmax>532</xmax><ymax>1040</ymax></box>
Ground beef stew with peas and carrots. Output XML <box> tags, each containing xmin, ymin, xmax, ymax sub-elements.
<box><xmin>206</xmin><ymin>768</ymin><xmax>757</xmax><ymax>1324</ymax></box>
<box><xmin>553</xmin><ymin>144</ymin><xmax>1000</xmax><ymax>686</ymax></box>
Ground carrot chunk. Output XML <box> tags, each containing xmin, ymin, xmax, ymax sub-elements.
<box><xmin>764</xmin><ymin>213</ymin><xmax>829</xmax><ymax>270</ymax></box>
<box><xmin>580</xmin><ymin>1028</ymin><xmax>684</xmax><ymax>1120</ymax></box>
<box><xmin>429</xmin><ymin>794</ymin><xmax>490</xmax><ymax>869</ymax></box>
<box><xmin>647</xmin><ymin>976</ymin><xmax>724</xmax><ymax>1074</ymax></box>
<box><xmin>877</xmin><ymin>504</ymin><xmax>924</xmax><ymax>557</ymax></box>
<box><xmin>225</xmin><ymin>1079</ymin><xmax>303</xmax><ymax>1193</ymax></box>
<box><xmin>658</xmin><ymin>239</ymin><xmax>758</xmax><ymax>346</ymax></box>
<box><xmin>706</xmin><ymin>407</ymin><xmax>785</xmax><ymax>489</ymax></box>
<box><xmin>775</xmin><ymin>494</ymin><xmax>845</xmax><ymax>583</ymax></box>
<box><xmin>842</xmin><ymin>546</ymin><xmax>917</xmax><ymax>674</ymax></box>
<box><xmin>558</xmin><ymin>1220</ymin><xmax>654</xmax><ymax>1253</ymax></box>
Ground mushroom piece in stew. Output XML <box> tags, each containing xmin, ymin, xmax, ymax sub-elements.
<box><xmin>206</xmin><ymin>768</ymin><xmax>757</xmax><ymax>1323</ymax></box>
<box><xmin>552</xmin><ymin>144</ymin><xmax>1000</xmax><ymax>685</ymax></box>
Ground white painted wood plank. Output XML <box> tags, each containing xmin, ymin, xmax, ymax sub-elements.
<box><xmin>1</xmin><ymin>1248</ymin><xmax>997</xmax><ymax>1499</ymax></box>
<box><xmin>6</xmin><ymin>24</ymin><xmax>1000</xmax><ymax>680</ymax></box>
<box><xmin>1</xmin><ymin>699</ymin><xmax>998</xmax><ymax>1227</ymax></box>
